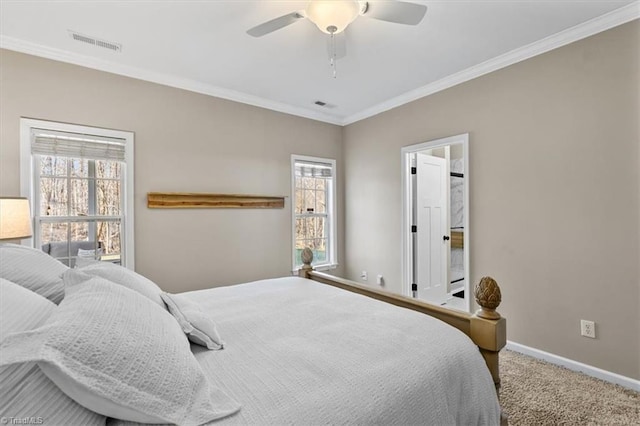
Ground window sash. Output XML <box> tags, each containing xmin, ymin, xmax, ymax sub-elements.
<box><xmin>34</xmin><ymin>155</ymin><xmax>124</xmax><ymax>218</ymax></box>
<box><xmin>38</xmin><ymin>216</ymin><xmax>122</xmax><ymax>223</ymax></box>
<box><xmin>33</xmin><ymin>155</ymin><xmax>125</xmax><ymax>265</ymax></box>
<box><xmin>294</xmin><ymin>188</ymin><xmax>332</xmax><ymax>267</ymax></box>
<box><xmin>295</xmin><ymin>212</ymin><xmax>328</xmax><ymax>219</ymax></box>
<box><xmin>295</xmin><ymin>214</ymin><xmax>329</xmax><ymax>240</ymax></box>
<box><xmin>37</xmin><ymin>217</ymin><xmax>122</xmax><ymax>267</ymax></box>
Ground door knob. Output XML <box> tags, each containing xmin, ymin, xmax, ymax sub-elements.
<box><xmin>443</xmin><ymin>235</ymin><xmax>450</xmax><ymax>241</ymax></box>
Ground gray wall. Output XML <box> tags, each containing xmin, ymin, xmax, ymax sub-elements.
<box><xmin>0</xmin><ymin>49</ymin><xmax>344</xmax><ymax>292</ymax></box>
<box><xmin>342</xmin><ymin>21</ymin><xmax>639</xmax><ymax>379</ymax></box>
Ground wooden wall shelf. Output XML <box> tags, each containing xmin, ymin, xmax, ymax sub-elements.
<box><xmin>147</xmin><ymin>192</ymin><xmax>285</xmax><ymax>209</ymax></box>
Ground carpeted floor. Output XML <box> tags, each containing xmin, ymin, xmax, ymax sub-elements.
<box><xmin>499</xmin><ymin>350</ymin><xmax>639</xmax><ymax>425</ymax></box>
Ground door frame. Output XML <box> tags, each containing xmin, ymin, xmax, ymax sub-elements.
<box><xmin>401</xmin><ymin>133</ymin><xmax>470</xmax><ymax>312</ymax></box>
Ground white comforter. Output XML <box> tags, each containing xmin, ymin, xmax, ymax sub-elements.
<box><xmin>113</xmin><ymin>276</ymin><xmax>500</xmax><ymax>425</ymax></box>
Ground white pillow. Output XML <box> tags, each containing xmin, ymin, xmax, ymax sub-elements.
<box><xmin>161</xmin><ymin>292</ymin><xmax>224</xmax><ymax>350</ymax></box>
<box><xmin>0</xmin><ymin>278</ymin><xmax>106</xmax><ymax>425</ymax></box>
<box><xmin>77</xmin><ymin>247</ymin><xmax>103</xmax><ymax>258</ymax></box>
<box><xmin>0</xmin><ymin>270</ymin><xmax>241</xmax><ymax>425</ymax></box>
<box><xmin>74</xmin><ymin>256</ymin><xmax>101</xmax><ymax>268</ymax></box>
<box><xmin>76</xmin><ymin>261</ymin><xmax>165</xmax><ymax>308</ymax></box>
<box><xmin>0</xmin><ymin>278</ymin><xmax>56</xmax><ymax>340</ymax></box>
<box><xmin>0</xmin><ymin>243</ymin><xmax>68</xmax><ymax>304</ymax></box>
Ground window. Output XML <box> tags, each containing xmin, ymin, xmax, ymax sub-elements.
<box><xmin>291</xmin><ymin>155</ymin><xmax>336</xmax><ymax>270</ymax></box>
<box><xmin>20</xmin><ymin>119</ymin><xmax>134</xmax><ymax>268</ymax></box>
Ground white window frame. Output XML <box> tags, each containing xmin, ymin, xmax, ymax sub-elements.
<box><xmin>291</xmin><ymin>154</ymin><xmax>337</xmax><ymax>272</ymax></box>
<box><xmin>20</xmin><ymin>118</ymin><xmax>135</xmax><ymax>269</ymax></box>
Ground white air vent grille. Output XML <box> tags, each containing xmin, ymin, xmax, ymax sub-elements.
<box><xmin>314</xmin><ymin>100</ymin><xmax>336</xmax><ymax>109</ymax></box>
<box><xmin>69</xmin><ymin>31</ymin><xmax>122</xmax><ymax>52</ymax></box>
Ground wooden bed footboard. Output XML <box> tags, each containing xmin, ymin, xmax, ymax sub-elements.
<box><xmin>297</xmin><ymin>249</ymin><xmax>506</xmax><ymax>394</ymax></box>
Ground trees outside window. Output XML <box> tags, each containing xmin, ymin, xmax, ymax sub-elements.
<box><xmin>37</xmin><ymin>155</ymin><xmax>123</xmax><ymax>265</ymax></box>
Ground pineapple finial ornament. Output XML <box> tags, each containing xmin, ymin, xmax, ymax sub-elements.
<box><xmin>298</xmin><ymin>247</ymin><xmax>314</xmax><ymax>278</ymax></box>
<box><xmin>301</xmin><ymin>247</ymin><xmax>314</xmax><ymax>266</ymax></box>
<box><xmin>474</xmin><ymin>276</ymin><xmax>502</xmax><ymax>320</ymax></box>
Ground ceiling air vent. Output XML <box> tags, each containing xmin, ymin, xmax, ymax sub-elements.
<box><xmin>69</xmin><ymin>30</ymin><xmax>122</xmax><ymax>52</ymax></box>
<box><xmin>314</xmin><ymin>100</ymin><xmax>336</xmax><ymax>109</ymax></box>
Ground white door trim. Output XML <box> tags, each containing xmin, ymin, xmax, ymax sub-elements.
<box><xmin>401</xmin><ymin>133</ymin><xmax>470</xmax><ymax>311</ymax></box>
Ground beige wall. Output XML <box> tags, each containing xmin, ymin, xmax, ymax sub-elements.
<box><xmin>1</xmin><ymin>21</ymin><xmax>638</xmax><ymax>380</ymax></box>
<box><xmin>342</xmin><ymin>21</ymin><xmax>639</xmax><ymax>379</ymax></box>
<box><xmin>0</xmin><ymin>49</ymin><xmax>344</xmax><ymax>292</ymax></box>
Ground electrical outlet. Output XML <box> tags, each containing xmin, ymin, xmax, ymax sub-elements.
<box><xmin>360</xmin><ymin>270</ymin><xmax>368</xmax><ymax>281</ymax></box>
<box><xmin>376</xmin><ymin>274</ymin><xmax>384</xmax><ymax>286</ymax></box>
<box><xmin>580</xmin><ymin>320</ymin><xmax>596</xmax><ymax>338</ymax></box>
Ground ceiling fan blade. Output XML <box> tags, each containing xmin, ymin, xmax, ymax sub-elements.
<box><xmin>326</xmin><ymin>32</ymin><xmax>347</xmax><ymax>60</ymax></box>
<box><xmin>247</xmin><ymin>12</ymin><xmax>305</xmax><ymax>37</ymax></box>
<box><xmin>363</xmin><ymin>1</ymin><xmax>427</xmax><ymax>25</ymax></box>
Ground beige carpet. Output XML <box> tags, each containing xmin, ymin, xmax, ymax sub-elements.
<box><xmin>499</xmin><ymin>350</ymin><xmax>639</xmax><ymax>425</ymax></box>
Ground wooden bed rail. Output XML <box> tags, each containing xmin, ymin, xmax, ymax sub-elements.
<box><xmin>297</xmin><ymin>248</ymin><xmax>506</xmax><ymax>393</ymax></box>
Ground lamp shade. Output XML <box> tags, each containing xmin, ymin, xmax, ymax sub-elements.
<box><xmin>0</xmin><ymin>197</ymin><xmax>33</xmax><ymax>240</ymax></box>
<box><xmin>306</xmin><ymin>0</ymin><xmax>360</xmax><ymax>34</ymax></box>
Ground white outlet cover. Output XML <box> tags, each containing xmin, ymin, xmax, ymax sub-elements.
<box><xmin>580</xmin><ymin>320</ymin><xmax>596</xmax><ymax>338</ymax></box>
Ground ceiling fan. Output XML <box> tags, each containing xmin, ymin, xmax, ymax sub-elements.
<box><xmin>247</xmin><ymin>1</ymin><xmax>427</xmax><ymax>38</ymax></box>
<box><xmin>247</xmin><ymin>1</ymin><xmax>427</xmax><ymax>77</ymax></box>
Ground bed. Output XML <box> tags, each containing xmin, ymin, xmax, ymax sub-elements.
<box><xmin>0</xmin><ymin>244</ymin><xmax>506</xmax><ymax>425</ymax></box>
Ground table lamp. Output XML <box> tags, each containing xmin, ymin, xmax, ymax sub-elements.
<box><xmin>0</xmin><ymin>197</ymin><xmax>33</xmax><ymax>241</ymax></box>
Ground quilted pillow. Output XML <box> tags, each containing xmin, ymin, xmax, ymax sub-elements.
<box><xmin>0</xmin><ymin>278</ymin><xmax>106</xmax><ymax>425</ymax></box>
<box><xmin>0</xmin><ymin>243</ymin><xmax>68</xmax><ymax>304</ymax></box>
<box><xmin>0</xmin><ymin>278</ymin><xmax>56</xmax><ymax>340</ymax></box>
<box><xmin>76</xmin><ymin>261</ymin><xmax>165</xmax><ymax>308</ymax></box>
<box><xmin>161</xmin><ymin>292</ymin><xmax>224</xmax><ymax>350</ymax></box>
<box><xmin>0</xmin><ymin>270</ymin><xmax>241</xmax><ymax>425</ymax></box>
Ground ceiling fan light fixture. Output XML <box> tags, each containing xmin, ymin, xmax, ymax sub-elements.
<box><xmin>306</xmin><ymin>0</ymin><xmax>361</xmax><ymax>34</ymax></box>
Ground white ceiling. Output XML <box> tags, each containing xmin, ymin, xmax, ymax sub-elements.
<box><xmin>1</xmin><ymin>1</ymin><xmax>638</xmax><ymax>125</ymax></box>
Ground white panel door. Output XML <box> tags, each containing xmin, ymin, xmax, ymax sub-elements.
<box><xmin>416</xmin><ymin>153</ymin><xmax>449</xmax><ymax>305</ymax></box>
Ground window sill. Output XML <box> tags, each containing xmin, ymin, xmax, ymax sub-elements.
<box><xmin>291</xmin><ymin>263</ymin><xmax>338</xmax><ymax>275</ymax></box>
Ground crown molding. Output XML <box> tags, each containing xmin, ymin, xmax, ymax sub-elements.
<box><xmin>342</xmin><ymin>2</ymin><xmax>640</xmax><ymax>125</ymax></box>
<box><xmin>0</xmin><ymin>35</ymin><xmax>344</xmax><ymax>126</ymax></box>
<box><xmin>1</xmin><ymin>2</ymin><xmax>637</xmax><ymax>127</ymax></box>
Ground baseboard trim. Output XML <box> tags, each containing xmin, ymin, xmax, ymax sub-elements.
<box><xmin>506</xmin><ymin>341</ymin><xmax>640</xmax><ymax>392</ymax></box>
